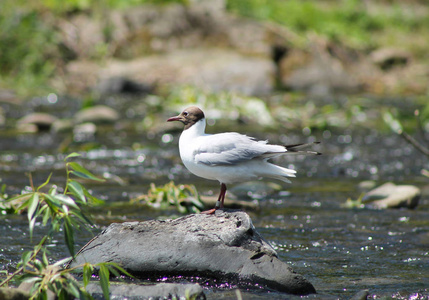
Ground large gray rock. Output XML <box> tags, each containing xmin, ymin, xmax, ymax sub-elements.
<box><xmin>71</xmin><ymin>211</ymin><xmax>315</xmax><ymax>295</ymax></box>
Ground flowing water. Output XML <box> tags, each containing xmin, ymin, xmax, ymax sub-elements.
<box><xmin>0</xmin><ymin>95</ymin><xmax>428</xmax><ymax>299</ymax></box>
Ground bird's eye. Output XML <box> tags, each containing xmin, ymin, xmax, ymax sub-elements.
<box><xmin>183</xmin><ymin>111</ymin><xmax>189</xmax><ymax>117</ymax></box>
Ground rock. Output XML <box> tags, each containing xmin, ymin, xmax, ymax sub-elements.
<box><xmin>96</xmin><ymin>49</ymin><xmax>275</xmax><ymax>96</ymax></box>
<box><xmin>95</xmin><ymin>76</ymin><xmax>153</xmax><ymax>95</ymax></box>
<box><xmin>17</xmin><ymin>113</ymin><xmax>58</xmax><ymax>131</ymax></box>
<box><xmin>0</xmin><ymin>288</ymin><xmax>30</xmax><ymax>300</ymax></box>
<box><xmin>350</xmin><ymin>289</ymin><xmax>369</xmax><ymax>300</ymax></box>
<box><xmin>74</xmin><ymin>105</ymin><xmax>119</xmax><ymax>125</ymax></box>
<box><xmin>358</xmin><ymin>180</ymin><xmax>377</xmax><ymax>192</ymax></box>
<box><xmin>51</xmin><ymin>119</ymin><xmax>73</xmax><ymax>133</ymax></box>
<box><xmin>73</xmin><ymin>122</ymin><xmax>97</xmax><ymax>142</ymax></box>
<box><xmin>362</xmin><ymin>182</ymin><xmax>420</xmax><ymax>209</ymax></box>
<box><xmin>0</xmin><ymin>89</ymin><xmax>21</xmax><ymax>105</ymax></box>
<box><xmin>370</xmin><ymin>48</ymin><xmax>411</xmax><ymax>70</ymax></box>
<box><xmin>71</xmin><ymin>211</ymin><xmax>316</xmax><ymax>295</ymax></box>
<box><xmin>85</xmin><ymin>282</ymin><xmax>205</xmax><ymax>300</ymax></box>
<box><xmin>280</xmin><ymin>40</ymin><xmax>360</xmax><ymax>94</ymax></box>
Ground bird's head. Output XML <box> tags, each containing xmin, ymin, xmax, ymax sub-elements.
<box><xmin>167</xmin><ymin>106</ymin><xmax>205</xmax><ymax>130</ymax></box>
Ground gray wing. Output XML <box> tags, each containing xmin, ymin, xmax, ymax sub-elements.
<box><xmin>194</xmin><ymin>132</ymin><xmax>285</xmax><ymax>166</ymax></box>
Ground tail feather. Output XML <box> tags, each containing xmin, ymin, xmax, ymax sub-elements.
<box><xmin>285</xmin><ymin>142</ymin><xmax>321</xmax><ymax>156</ymax></box>
<box><xmin>261</xmin><ymin>163</ymin><xmax>296</xmax><ymax>183</ymax></box>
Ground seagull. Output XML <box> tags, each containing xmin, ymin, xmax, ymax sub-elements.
<box><xmin>167</xmin><ymin>106</ymin><xmax>320</xmax><ymax>214</ymax></box>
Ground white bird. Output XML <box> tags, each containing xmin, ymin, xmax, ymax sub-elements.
<box><xmin>167</xmin><ymin>106</ymin><xmax>320</xmax><ymax>214</ymax></box>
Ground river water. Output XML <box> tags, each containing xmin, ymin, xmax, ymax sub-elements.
<box><xmin>0</xmin><ymin>95</ymin><xmax>428</xmax><ymax>299</ymax></box>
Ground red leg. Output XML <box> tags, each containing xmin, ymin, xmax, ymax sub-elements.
<box><xmin>201</xmin><ymin>183</ymin><xmax>227</xmax><ymax>214</ymax></box>
<box><xmin>217</xmin><ymin>183</ymin><xmax>227</xmax><ymax>209</ymax></box>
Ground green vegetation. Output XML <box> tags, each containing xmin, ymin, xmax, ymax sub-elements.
<box><xmin>227</xmin><ymin>0</ymin><xmax>429</xmax><ymax>52</ymax></box>
<box><xmin>0</xmin><ymin>153</ymin><xmax>131</xmax><ymax>300</ymax></box>
<box><xmin>131</xmin><ymin>181</ymin><xmax>204</xmax><ymax>214</ymax></box>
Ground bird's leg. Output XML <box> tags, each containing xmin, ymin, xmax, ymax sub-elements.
<box><xmin>201</xmin><ymin>183</ymin><xmax>227</xmax><ymax>214</ymax></box>
<box><xmin>216</xmin><ymin>183</ymin><xmax>227</xmax><ymax>209</ymax></box>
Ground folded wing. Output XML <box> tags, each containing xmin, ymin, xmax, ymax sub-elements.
<box><xmin>194</xmin><ymin>133</ymin><xmax>286</xmax><ymax>166</ymax></box>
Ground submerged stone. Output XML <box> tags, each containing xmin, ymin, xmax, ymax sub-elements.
<box><xmin>70</xmin><ymin>210</ymin><xmax>316</xmax><ymax>295</ymax></box>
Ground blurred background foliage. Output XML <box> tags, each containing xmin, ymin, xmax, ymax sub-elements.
<box><xmin>1</xmin><ymin>0</ymin><xmax>429</xmax><ymax>96</ymax></box>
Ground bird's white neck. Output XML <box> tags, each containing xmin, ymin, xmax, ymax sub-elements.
<box><xmin>182</xmin><ymin>118</ymin><xmax>206</xmax><ymax>138</ymax></box>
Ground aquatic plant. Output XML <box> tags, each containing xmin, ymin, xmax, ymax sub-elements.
<box><xmin>131</xmin><ymin>181</ymin><xmax>205</xmax><ymax>214</ymax></box>
<box><xmin>0</xmin><ymin>153</ymin><xmax>131</xmax><ymax>300</ymax></box>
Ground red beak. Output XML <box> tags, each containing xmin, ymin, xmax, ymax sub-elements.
<box><xmin>167</xmin><ymin>116</ymin><xmax>181</xmax><ymax>122</ymax></box>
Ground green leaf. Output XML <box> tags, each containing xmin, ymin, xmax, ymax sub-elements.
<box><xmin>63</xmin><ymin>217</ymin><xmax>75</xmax><ymax>257</ymax></box>
<box><xmin>82</xmin><ymin>263</ymin><xmax>94</xmax><ymax>288</ymax></box>
<box><xmin>67</xmin><ymin>180</ymin><xmax>86</xmax><ymax>203</ymax></box>
<box><xmin>39</xmin><ymin>288</ymin><xmax>48</xmax><ymax>300</ymax></box>
<box><xmin>69</xmin><ymin>210</ymin><xmax>93</xmax><ymax>230</ymax></box>
<box><xmin>58</xmin><ymin>289</ymin><xmax>69</xmax><ymax>300</ymax></box>
<box><xmin>55</xmin><ymin>194</ymin><xmax>79</xmax><ymax>209</ymax></box>
<box><xmin>29</xmin><ymin>216</ymin><xmax>37</xmax><ymax>240</ymax></box>
<box><xmin>106</xmin><ymin>263</ymin><xmax>134</xmax><ymax>279</ymax></box>
<box><xmin>64</xmin><ymin>281</ymin><xmax>81</xmax><ymax>298</ymax></box>
<box><xmin>83</xmin><ymin>187</ymin><xmax>104</xmax><ymax>205</ymax></box>
<box><xmin>36</xmin><ymin>173</ymin><xmax>52</xmax><ymax>192</ymax></box>
<box><xmin>27</xmin><ymin>193</ymin><xmax>39</xmax><ymax>222</ymax></box>
<box><xmin>33</xmin><ymin>259</ymin><xmax>44</xmax><ymax>272</ymax></box>
<box><xmin>67</xmin><ymin>162</ymin><xmax>104</xmax><ymax>182</ymax></box>
<box><xmin>41</xmin><ymin>205</ymin><xmax>50</xmax><ymax>226</ymax></box>
<box><xmin>43</xmin><ymin>194</ymin><xmax>63</xmax><ymax>215</ymax></box>
<box><xmin>19</xmin><ymin>275</ymin><xmax>41</xmax><ymax>285</ymax></box>
<box><xmin>42</xmin><ymin>251</ymin><xmax>49</xmax><ymax>268</ymax></box>
<box><xmin>19</xmin><ymin>251</ymin><xmax>34</xmax><ymax>268</ymax></box>
<box><xmin>98</xmin><ymin>264</ymin><xmax>110</xmax><ymax>300</ymax></box>
<box><xmin>53</xmin><ymin>257</ymin><xmax>72</xmax><ymax>267</ymax></box>
<box><xmin>65</xmin><ymin>152</ymin><xmax>81</xmax><ymax>160</ymax></box>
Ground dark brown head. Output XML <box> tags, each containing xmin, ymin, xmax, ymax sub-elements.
<box><xmin>167</xmin><ymin>106</ymin><xmax>205</xmax><ymax>130</ymax></box>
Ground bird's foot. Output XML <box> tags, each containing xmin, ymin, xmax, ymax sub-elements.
<box><xmin>200</xmin><ymin>208</ymin><xmax>217</xmax><ymax>215</ymax></box>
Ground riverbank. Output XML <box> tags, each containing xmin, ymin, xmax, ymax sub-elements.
<box><xmin>1</xmin><ymin>0</ymin><xmax>429</xmax><ymax>98</ymax></box>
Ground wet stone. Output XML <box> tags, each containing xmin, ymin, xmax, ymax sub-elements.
<box><xmin>74</xmin><ymin>105</ymin><xmax>119</xmax><ymax>125</ymax></box>
<box><xmin>362</xmin><ymin>182</ymin><xmax>420</xmax><ymax>209</ymax></box>
<box><xmin>17</xmin><ymin>112</ymin><xmax>58</xmax><ymax>131</ymax></box>
<box><xmin>70</xmin><ymin>210</ymin><xmax>316</xmax><ymax>295</ymax></box>
<box><xmin>86</xmin><ymin>282</ymin><xmax>205</xmax><ymax>300</ymax></box>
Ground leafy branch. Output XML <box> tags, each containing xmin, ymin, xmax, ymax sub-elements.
<box><xmin>0</xmin><ymin>153</ymin><xmax>131</xmax><ymax>300</ymax></box>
